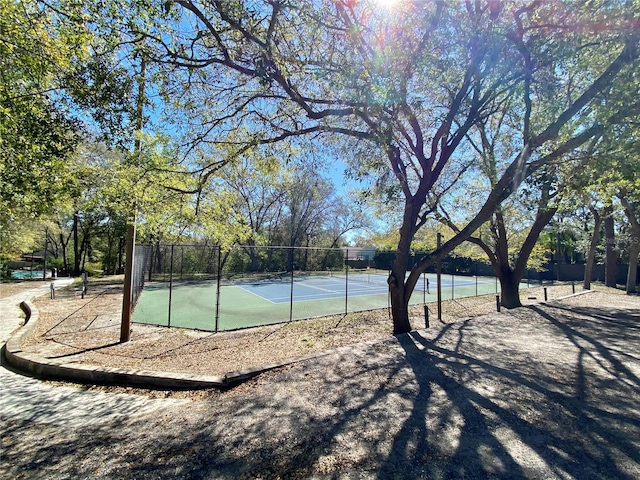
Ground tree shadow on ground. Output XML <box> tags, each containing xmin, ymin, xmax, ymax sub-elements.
<box><xmin>2</xmin><ymin>303</ymin><xmax>640</xmax><ymax>479</ymax></box>
<box><xmin>381</xmin><ymin>313</ymin><xmax>640</xmax><ymax>479</ymax></box>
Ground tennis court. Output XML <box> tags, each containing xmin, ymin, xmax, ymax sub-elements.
<box><xmin>132</xmin><ymin>269</ymin><xmax>501</xmax><ymax>331</ymax></box>
<box><xmin>238</xmin><ymin>271</ymin><xmax>474</xmax><ymax>303</ymax></box>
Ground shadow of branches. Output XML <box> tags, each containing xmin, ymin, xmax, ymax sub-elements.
<box><xmin>2</xmin><ymin>301</ymin><xmax>640</xmax><ymax>479</ymax></box>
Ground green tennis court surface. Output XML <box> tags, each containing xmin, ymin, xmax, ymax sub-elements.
<box><xmin>132</xmin><ymin>272</ymin><xmax>519</xmax><ymax>331</ymax></box>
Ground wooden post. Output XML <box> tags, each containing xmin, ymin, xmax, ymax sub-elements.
<box><xmin>120</xmin><ymin>51</ymin><xmax>145</xmax><ymax>343</ymax></box>
<box><xmin>120</xmin><ymin>223</ymin><xmax>136</xmax><ymax>343</ymax></box>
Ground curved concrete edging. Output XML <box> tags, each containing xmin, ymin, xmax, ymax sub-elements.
<box><xmin>3</xmin><ymin>289</ymin><xmax>597</xmax><ymax>391</ymax></box>
<box><xmin>2</xmin><ymin>300</ymin><xmax>345</xmax><ymax>390</ymax></box>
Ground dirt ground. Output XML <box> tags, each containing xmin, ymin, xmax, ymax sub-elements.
<box><xmin>2</xmin><ymin>285</ymin><xmax>639</xmax><ymax>479</ymax></box>
<box><xmin>20</xmin><ymin>279</ymin><xmax>585</xmax><ymax>382</ymax></box>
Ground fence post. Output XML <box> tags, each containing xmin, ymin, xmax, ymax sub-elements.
<box><xmin>437</xmin><ymin>233</ymin><xmax>442</xmax><ymax>321</ymax></box>
<box><xmin>544</xmin><ymin>287</ymin><xmax>548</xmax><ymax>301</ymax></box>
<box><xmin>388</xmin><ymin>269</ymin><xmax>391</xmax><ymax>320</ymax></box>
<box><xmin>475</xmin><ymin>261</ymin><xmax>478</xmax><ymax>297</ymax></box>
<box><xmin>424</xmin><ymin>305</ymin><xmax>429</xmax><ymax>329</ymax></box>
<box><xmin>215</xmin><ymin>245</ymin><xmax>221</xmax><ymax>332</ymax></box>
<box><xmin>451</xmin><ymin>257</ymin><xmax>455</xmax><ymax>300</ymax></box>
<box><xmin>344</xmin><ymin>249</ymin><xmax>349</xmax><ymax>315</ymax></box>
<box><xmin>148</xmin><ymin>242</ymin><xmax>153</xmax><ymax>282</ymax></box>
<box><xmin>43</xmin><ymin>228</ymin><xmax>48</xmax><ymax>281</ymax></box>
<box><xmin>168</xmin><ymin>245</ymin><xmax>174</xmax><ymax>328</ymax></box>
<box><xmin>289</xmin><ymin>247</ymin><xmax>295</xmax><ymax>323</ymax></box>
<box><xmin>496</xmin><ymin>295</ymin><xmax>501</xmax><ymax>312</ymax></box>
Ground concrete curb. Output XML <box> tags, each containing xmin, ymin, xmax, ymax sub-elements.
<box><xmin>2</xmin><ymin>299</ymin><xmax>361</xmax><ymax>390</ymax></box>
<box><xmin>2</xmin><ymin>300</ymin><xmax>229</xmax><ymax>389</ymax></box>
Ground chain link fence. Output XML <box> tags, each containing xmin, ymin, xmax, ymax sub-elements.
<box><xmin>130</xmin><ymin>244</ymin><xmax>540</xmax><ymax>332</ymax></box>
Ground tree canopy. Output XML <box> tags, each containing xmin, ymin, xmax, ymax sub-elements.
<box><xmin>3</xmin><ymin>1</ymin><xmax>639</xmax><ymax>333</ymax></box>
<box><xmin>86</xmin><ymin>0</ymin><xmax>639</xmax><ymax>332</ymax></box>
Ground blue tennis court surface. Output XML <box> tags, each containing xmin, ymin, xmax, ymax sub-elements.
<box><xmin>238</xmin><ymin>273</ymin><xmax>481</xmax><ymax>304</ymax></box>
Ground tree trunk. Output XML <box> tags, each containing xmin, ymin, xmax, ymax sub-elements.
<box><xmin>500</xmin><ymin>198</ymin><xmax>555</xmax><ymax>310</ymax></box>
<box><xmin>604</xmin><ymin>206</ymin><xmax>616</xmax><ymax>287</ymax></box>
<box><xmin>59</xmin><ymin>232</ymin><xmax>69</xmax><ymax>275</ymax></box>
<box><xmin>250</xmin><ymin>245</ymin><xmax>259</xmax><ymax>272</ymax></box>
<box><xmin>81</xmin><ymin>241</ymin><xmax>88</xmax><ymax>272</ymax></box>
<box><xmin>106</xmin><ymin>232</ymin><xmax>114</xmax><ymax>275</ymax></box>
<box><xmin>117</xmin><ymin>236</ymin><xmax>124</xmax><ymax>274</ymax></box>
<box><xmin>389</xmin><ymin>281</ymin><xmax>412</xmax><ymax>335</ymax></box>
<box><xmin>79</xmin><ymin>233</ymin><xmax>89</xmax><ymax>273</ymax></box>
<box><xmin>626</xmin><ymin>241</ymin><xmax>639</xmax><ymax>294</ymax></box>
<box><xmin>220</xmin><ymin>248</ymin><xmax>231</xmax><ymax>272</ymax></box>
<box><xmin>389</xmin><ymin>206</ymin><xmax>415</xmax><ymax>334</ymax></box>
<box><xmin>620</xmin><ymin>196</ymin><xmax>640</xmax><ymax>294</ymax></box>
<box><xmin>73</xmin><ymin>212</ymin><xmax>80</xmax><ymax>276</ymax></box>
<box><xmin>584</xmin><ymin>206</ymin><xmax>601</xmax><ymax>290</ymax></box>
<box><xmin>46</xmin><ymin>230</ymin><xmax>59</xmax><ymax>258</ymax></box>
<box><xmin>389</xmin><ymin>249</ymin><xmax>412</xmax><ymax>334</ymax></box>
<box><xmin>155</xmin><ymin>241</ymin><xmax>162</xmax><ymax>274</ymax></box>
<box><xmin>499</xmin><ymin>268</ymin><xmax>522</xmax><ymax>309</ymax></box>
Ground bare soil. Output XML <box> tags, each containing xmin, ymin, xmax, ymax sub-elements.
<box><xmin>23</xmin><ymin>279</ymin><xmax>592</xmax><ymax>380</ymax></box>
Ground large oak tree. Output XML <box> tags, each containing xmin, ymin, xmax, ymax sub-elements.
<box><xmin>85</xmin><ymin>0</ymin><xmax>640</xmax><ymax>333</ymax></box>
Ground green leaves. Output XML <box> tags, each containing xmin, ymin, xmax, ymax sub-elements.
<box><xmin>0</xmin><ymin>95</ymin><xmax>80</xmax><ymax>217</ymax></box>
<box><xmin>0</xmin><ymin>0</ymin><xmax>92</xmax><ymax>218</ymax></box>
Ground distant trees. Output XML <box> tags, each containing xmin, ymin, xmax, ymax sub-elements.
<box><xmin>0</xmin><ymin>1</ymin><xmax>83</xmax><ymax>269</ymax></box>
<box><xmin>572</xmin><ymin>141</ymin><xmax>640</xmax><ymax>293</ymax></box>
<box><xmin>189</xmin><ymin>148</ymin><xmax>369</xmax><ymax>272</ymax></box>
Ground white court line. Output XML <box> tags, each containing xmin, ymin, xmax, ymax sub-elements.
<box><xmin>279</xmin><ymin>285</ymin><xmax>390</xmax><ymax>303</ymax></box>
<box><xmin>295</xmin><ymin>282</ymin><xmax>343</xmax><ymax>293</ymax></box>
<box><xmin>235</xmin><ymin>280</ymin><xmax>388</xmax><ymax>304</ymax></box>
<box><xmin>234</xmin><ymin>285</ymin><xmax>278</xmax><ymax>304</ymax></box>
<box><xmin>234</xmin><ymin>274</ymin><xmax>487</xmax><ymax>305</ymax></box>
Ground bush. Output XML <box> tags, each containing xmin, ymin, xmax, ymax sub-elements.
<box><xmin>47</xmin><ymin>256</ymin><xmax>65</xmax><ymax>270</ymax></box>
<box><xmin>83</xmin><ymin>261</ymin><xmax>104</xmax><ymax>277</ymax></box>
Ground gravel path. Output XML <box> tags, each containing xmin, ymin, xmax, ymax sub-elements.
<box><xmin>2</xmin><ymin>288</ymin><xmax>639</xmax><ymax>479</ymax></box>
